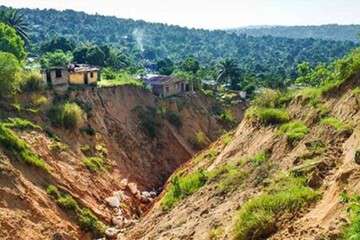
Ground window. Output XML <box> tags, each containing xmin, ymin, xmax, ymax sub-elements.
<box><xmin>165</xmin><ymin>86</ymin><xmax>169</xmax><ymax>93</ymax></box>
<box><xmin>55</xmin><ymin>69</ymin><xmax>62</xmax><ymax>78</ymax></box>
<box><xmin>90</xmin><ymin>72</ymin><xmax>94</xmax><ymax>78</ymax></box>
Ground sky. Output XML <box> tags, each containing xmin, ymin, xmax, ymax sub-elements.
<box><xmin>0</xmin><ymin>0</ymin><xmax>359</xmax><ymax>29</ymax></box>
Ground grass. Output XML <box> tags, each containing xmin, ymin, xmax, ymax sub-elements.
<box><xmin>3</xmin><ymin>118</ymin><xmax>42</xmax><ymax>131</ymax></box>
<box><xmin>219</xmin><ymin>109</ymin><xmax>236</xmax><ymax>127</ymax></box>
<box><xmin>48</xmin><ymin>102</ymin><xmax>85</xmax><ymax>130</ymax></box>
<box><xmin>161</xmin><ymin>170</ymin><xmax>208</xmax><ymax>211</ymax></box>
<box><xmin>0</xmin><ymin>123</ymin><xmax>48</xmax><ymax>172</ymax></box>
<box><xmin>249</xmin><ymin>151</ymin><xmax>270</xmax><ymax>167</ymax></box>
<box><xmin>46</xmin><ymin>185</ymin><xmax>106</xmax><ymax>236</ymax></box>
<box><xmin>320</xmin><ymin>117</ymin><xmax>352</xmax><ymax>132</ymax></box>
<box><xmin>296</xmin><ymin>88</ymin><xmax>322</xmax><ymax>107</ymax></box>
<box><xmin>246</xmin><ymin>107</ymin><xmax>290</xmax><ymax>125</ymax></box>
<box><xmin>278</xmin><ymin>121</ymin><xmax>309</xmax><ymax>143</ymax></box>
<box><xmin>98</xmin><ymin>71</ymin><xmax>143</xmax><ymax>88</ymax></box>
<box><xmin>209</xmin><ymin>227</ymin><xmax>224</xmax><ymax>240</ymax></box>
<box><xmin>233</xmin><ymin>175</ymin><xmax>319</xmax><ymax>240</ymax></box>
<box><xmin>83</xmin><ymin>157</ymin><xmax>105</xmax><ymax>172</ymax></box>
<box><xmin>342</xmin><ymin>194</ymin><xmax>360</xmax><ymax>240</ymax></box>
<box><xmin>191</xmin><ymin>131</ymin><xmax>208</xmax><ymax>149</ymax></box>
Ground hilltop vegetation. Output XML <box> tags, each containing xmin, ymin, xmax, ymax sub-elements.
<box><xmin>230</xmin><ymin>24</ymin><xmax>360</xmax><ymax>42</ymax></box>
<box><xmin>0</xmin><ymin>6</ymin><xmax>355</xmax><ymax>92</ymax></box>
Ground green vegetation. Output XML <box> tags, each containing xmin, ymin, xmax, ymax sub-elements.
<box><xmin>278</xmin><ymin>121</ymin><xmax>309</xmax><ymax>143</ymax></box>
<box><xmin>161</xmin><ymin>170</ymin><xmax>208</xmax><ymax>211</ymax></box>
<box><xmin>99</xmin><ymin>69</ymin><xmax>143</xmax><ymax>87</ymax></box>
<box><xmin>191</xmin><ymin>131</ymin><xmax>208</xmax><ymax>149</ymax></box>
<box><xmin>83</xmin><ymin>157</ymin><xmax>105</xmax><ymax>172</ymax></box>
<box><xmin>341</xmin><ymin>194</ymin><xmax>360</xmax><ymax>239</ymax></box>
<box><xmin>0</xmin><ymin>23</ymin><xmax>26</xmax><ymax>61</ymax></box>
<box><xmin>209</xmin><ymin>162</ymin><xmax>247</xmax><ymax>194</ymax></box>
<box><xmin>135</xmin><ymin>106</ymin><xmax>161</xmax><ymax>138</ymax></box>
<box><xmin>249</xmin><ymin>151</ymin><xmax>270</xmax><ymax>167</ymax></box>
<box><xmin>46</xmin><ymin>185</ymin><xmax>105</xmax><ymax>236</ymax></box>
<box><xmin>40</xmin><ymin>50</ymin><xmax>72</xmax><ymax>68</ymax></box>
<box><xmin>219</xmin><ymin>109</ymin><xmax>236</xmax><ymax>127</ymax></box>
<box><xmin>246</xmin><ymin>107</ymin><xmax>290</xmax><ymax>125</ymax></box>
<box><xmin>165</xmin><ymin>111</ymin><xmax>182</xmax><ymax>129</ymax></box>
<box><xmin>4</xmin><ymin>118</ymin><xmax>42</xmax><ymax>131</ymax></box>
<box><xmin>0</xmin><ymin>52</ymin><xmax>21</xmax><ymax>97</ymax></box>
<box><xmin>320</xmin><ymin>117</ymin><xmax>352</xmax><ymax>132</ymax></box>
<box><xmin>0</xmin><ymin>123</ymin><xmax>48</xmax><ymax>171</ymax></box>
<box><xmin>20</xmin><ymin>71</ymin><xmax>44</xmax><ymax>92</ymax></box>
<box><xmin>233</xmin><ymin>175</ymin><xmax>319</xmax><ymax>240</ymax></box>
<box><xmin>48</xmin><ymin>103</ymin><xmax>85</xmax><ymax>130</ymax></box>
<box><xmin>209</xmin><ymin>227</ymin><xmax>224</xmax><ymax>240</ymax></box>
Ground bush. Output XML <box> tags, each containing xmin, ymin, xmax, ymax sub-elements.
<box><xmin>249</xmin><ymin>151</ymin><xmax>270</xmax><ymax>167</ymax></box>
<box><xmin>219</xmin><ymin>109</ymin><xmax>236</xmax><ymax>127</ymax></box>
<box><xmin>57</xmin><ymin>195</ymin><xmax>79</xmax><ymax>211</ymax></box>
<box><xmin>20</xmin><ymin>71</ymin><xmax>44</xmax><ymax>92</ymax></box>
<box><xmin>320</xmin><ymin>117</ymin><xmax>352</xmax><ymax>132</ymax></box>
<box><xmin>78</xmin><ymin>208</ymin><xmax>106</xmax><ymax>236</ymax></box>
<box><xmin>48</xmin><ymin>103</ymin><xmax>85</xmax><ymax>130</ymax></box>
<box><xmin>83</xmin><ymin>157</ymin><xmax>105</xmax><ymax>172</ymax></box>
<box><xmin>0</xmin><ymin>52</ymin><xmax>21</xmax><ymax>97</ymax></box>
<box><xmin>46</xmin><ymin>185</ymin><xmax>60</xmax><ymax>199</ymax></box>
<box><xmin>166</xmin><ymin>111</ymin><xmax>182</xmax><ymax>128</ymax></box>
<box><xmin>161</xmin><ymin>170</ymin><xmax>208</xmax><ymax>211</ymax></box>
<box><xmin>246</xmin><ymin>107</ymin><xmax>290</xmax><ymax>125</ymax></box>
<box><xmin>343</xmin><ymin>194</ymin><xmax>360</xmax><ymax>239</ymax></box>
<box><xmin>209</xmin><ymin>163</ymin><xmax>247</xmax><ymax>193</ymax></box>
<box><xmin>233</xmin><ymin>175</ymin><xmax>319</xmax><ymax>240</ymax></box>
<box><xmin>0</xmin><ymin>124</ymin><xmax>48</xmax><ymax>171</ymax></box>
<box><xmin>191</xmin><ymin>131</ymin><xmax>208</xmax><ymax>149</ymax></box>
<box><xmin>0</xmin><ymin>23</ymin><xmax>26</xmax><ymax>61</ymax></box>
<box><xmin>136</xmin><ymin>107</ymin><xmax>160</xmax><ymax>138</ymax></box>
<box><xmin>31</xmin><ymin>95</ymin><xmax>48</xmax><ymax>107</ymax></box>
<box><xmin>278</xmin><ymin>121</ymin><xmax>309</xmax><ymax>143</ymax></box>
<box><xmin>251</xmin><ymin>88</ymin><xmax>282</xmax><ymax>108</ymax></box>
<box><xmin>4</xmin><ymin>118</ymin><xmax>42</xmax><ymax>131</ymax></box>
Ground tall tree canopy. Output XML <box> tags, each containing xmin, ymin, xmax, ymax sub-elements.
<box><xmin>0</xmin><ymin>23</ymin><xmax>26</xmax><ymax>60</ymax></box>
<box><xmin>0</xmin><ymin>8</ymin><xmax>30</xmax><ymax>43</ymax></box>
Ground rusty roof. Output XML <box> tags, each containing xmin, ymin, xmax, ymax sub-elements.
<box><xmin>145</xmin><ymin>75</ymin><xmax>185</xmax><ymax>85</ymax></box>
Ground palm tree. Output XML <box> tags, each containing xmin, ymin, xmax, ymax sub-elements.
<box><xmin>217</xmin><ymin>58</ymin><xmax>241</xmax><ymax>90</ymax></box>
<box><xmin>0</xmin><ymin>8</ymin><xmax>30</xmax><ymax>43</ymax></box>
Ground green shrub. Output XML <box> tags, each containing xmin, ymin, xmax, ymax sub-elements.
<box><xmin>57</xmin><ymin>195</ymin><xmax>79</xmax><ymax>211</ymax></box>
<box><xmin>46</xmin><ymin>185</ymin><xmax>105</xmax><ymax>237</ymax></box>
<box><xmin>83</xmin><ymin>157</ymin><xmax>105</xmax><ymax>172</ymax></box>
<box><xmin>161</xmin><ymin>170</ymin><xmax>208</xmax><ymax>211</ymax></box>
<box><xmin>20</xmin><ymin>71</ymin><xmax>44</xmax><ymax>92</ymax></box>
<box><xmin>320</xmin><ymin>117</ymin><xmax>352</xmax><ymax>132</ymax></box>
<box><xmin>166</xmin><ymin>111</ymin><xmax>182</xmax><ymax>128</ymax></box>
<box><xmin>78</xmin><ymin>208</ymin><xmax>106</xmax><ymax>236</ymax></box>
<box><xmin>296</xmin><ymin>88</ymin><xmax>322</xmax><ymax>107</ymax></box>
<box><xmin>209</xmin><ymin>227</ymin><xmax>224</xmax><ymax>240</ymax></box>
<box><xmin>48</xmin><ymin>103</ymin><xmax>85</xmax><ymax>129</ymax></box>
<box><xmin>46</xmin><ymin>185</ymin><xmax>60</xmax><ymax>199</ymax></box>
<box><xmin>251</xmin><ymin>88</ymin><xmax>281</xmax><ymax>108</ymax></box>
<box><xmin>0</xmin><ymin>124</ymin><xmax>48</xmax><ymax>171</ymax></box>
<box><xmin>343</xmin><ymin>194</ymin><xmax>360</xmax><ymax>239</ymax></box>
<box><xmin>278</xmin><ymin>121</ymin><xmax>309</xmax><ymax>143</ymax></box>
<box><xmin>246</xmin><ymin>107</ymin><xmax>290</xmax><ymax>125</ymax></box>
<box><xmin>219</xmin><ymin>109</ymin><xmax>236</xmax><ymax>127</ymax></box>
<box><xmin>249</xmin><ymin>151</ymin><xmax>270</xmax><ymax>167</ymax></box>
<box><xmin>0</xmin><ymin>52</ymin><xmax>21</xmax><ymax>97</ymax></box>
<box><xmin>233</xmin><ymin>175</ymin><xmax>319</xmax><ymax>240</ymax></box>
<box><xmin>213</xmin><ymin>164</ymin><xmax>247</xmax><ymax>193</ymax></box>
<box><xmin>136</xmin><ymin>106</ymin><xmax>160</xmax><ymax>138</ymax></box>
<box><xmin>4</xmin><ymin>118</ymin><xmax>42</xmax><ymax>131</ymax></box>
<box><xmin>31</xmin><ymin>95</ymin><xmax>48</xmax><ymax>107</ymax></box>
<box><xmin>191</xmin><ymin>131</ymin><xmax>208</xmax><ymax>149</ymax></box>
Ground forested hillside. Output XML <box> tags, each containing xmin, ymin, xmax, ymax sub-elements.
<box><xmin>12</xmin><ymin>7</ymin><xmax>357</xmax><ymax>84</ymax></box>
<box><xmin>230</xmin><ymin>24</ymin><xmax>360</xmax><ymax>42</ymax></box>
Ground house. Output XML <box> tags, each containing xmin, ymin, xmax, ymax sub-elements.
<box><xmin>145</xmin><ymin>75</ymin><xmax>192</xmax><ymax>97</ymax></box>
<box><xmin>42</xmin><ymin>64</ymin><xmax>100</xmax><ymax>90</ymax></box>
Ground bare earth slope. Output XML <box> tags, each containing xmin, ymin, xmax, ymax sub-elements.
<box><xmin>125</xmin><ymin>72</ymin><xmax>360</xmax><ymax>240</ymax></box>
<box><xmin>0</xmin><ymin>86</ymin><xmax>246</xmax><ymax>240</ymax></box>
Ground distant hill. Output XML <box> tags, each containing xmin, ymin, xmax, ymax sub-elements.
<box><xmin>3</xmin><ymin>6</ymin><xmax>358</xmax><ymax>87</ymax></box>
<box><xmin>229</xmin><ymin>24</ymin><xmax>360</xmax><ymax>42</ymax></box>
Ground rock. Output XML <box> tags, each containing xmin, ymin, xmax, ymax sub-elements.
<box><xmin>113</xmin><ymin>191</ymin><xmax>124</xmax><ymax>201</ymax></box>
<box><xmin>149</xmin><ymin>191</ymin><xmax>157</xmax><ymax>197</ymax></box>
<box><xmin>105</xmin><ymin>227</ymin><xmax>120</xmax><ymax>239</ymax></box>
<box><xmin>128</xmin><ymin>182</ymin><xmax>139</xmax><ymax>195</ymax></box>
<box><xmin>112</xmin><ymin>215</ymin><xmax>125</xmax><ymax>228</ymax></box>
<box><xmin>105</xmin><ymin>196</ymin><xmax>120</xmax><ymax>208</ymax></box>
<box><xmin>142</xmin><ymin>191</ymin><xmax>152</xmax><ymax>199</ymax></box>
<box><xmin>119</xmin><ymin>179</ymin><xmax>128</xmax><ymax>190</ymax></box>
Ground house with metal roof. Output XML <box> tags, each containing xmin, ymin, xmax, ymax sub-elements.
<box><xmin>144</xmin><ymin>75</ymin><xmax>192</xmax><ymax>97</ymax></box>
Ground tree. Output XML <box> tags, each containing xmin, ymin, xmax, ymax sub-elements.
<box><xmin>73</xmin><ymin>44</ymin><xmax>105</xmax><ymax>66</ymax></box>
<box><xmin>0</xmin><ymin>8</ymin><xmax>30</xmax><ymax>43</ymax></box>
<box><xmin>181</xmin><ymin>56</ymin><xmax>200</xmax><ymax>74</ymax></box>
<box><xmin>40</xmin><ymin>50</ymin><xmax>73</xmax><ymax>68</ymax></box>
<box><xmin>157</xmin><ymin>58</ymin><xmax>174</xmax><ymax>75</ymax></box>
<box><xmin>40</xmin><ymin>36</ymin><xmax>76</xmax><ymax>53</ymax></box>
<box><xmin>0</xmin><ymin>23</ymin><xmax>26</xmax><ymax>61</ymax></box>
<box><xmin>0</xmin><ymin>52</ymin><xmax>21</xmax><ymax>97</ymax></box>
<box><xmin>217</xmin><ymin>59</ymin><xmax>242</xmax><ymax>90</ymax></box>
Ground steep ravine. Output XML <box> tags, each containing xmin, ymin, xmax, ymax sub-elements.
<box><xmin>0</xmin><ymin>86</ymin><xmax>246</xmax><ymax>240</ymax></box>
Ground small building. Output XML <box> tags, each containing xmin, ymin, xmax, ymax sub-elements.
<box><xmin>145</xmin><ymin>75</ymin><xmax>192</xmax><ymax>97</ymax></box>
<box><xmin>42</xmin><ymin>64</ymin><xmax>100</xmax><ymax>90</ymax></box>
